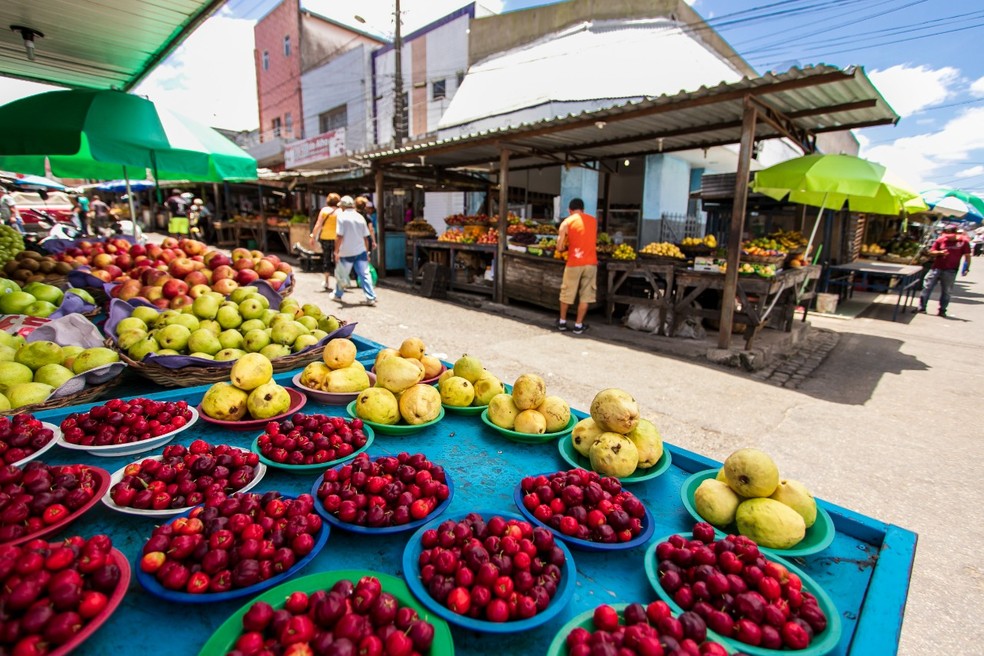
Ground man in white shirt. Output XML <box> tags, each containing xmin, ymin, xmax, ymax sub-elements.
<box><xmin>333</xmin><ymin>196</ymin><xmax>377</xmax><ymax>306</ymax></box>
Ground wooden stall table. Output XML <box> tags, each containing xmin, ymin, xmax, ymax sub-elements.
<box><xmin>824</xmin><ymin>260</ymin><xmax>925</xmax><ymax>321</ymax></box>
<box><xmin>605</xmin><ymin>259</ymin><xmax>676</xmax><ymax>334</ymax></box>
<box><xmin>410</xmin><ymin>240</ymin><xmax>498</xmax><ymax>296</ymax></box>
<box><xmin>267</xmin><ymin>223</ymin><xmax>291</xmax><ymax>252</ymax></box>
<box><xmin>673</xmin><ymin>266</ymin><xmax>818</xmax><ymax>349</ymax></box>
<box><xmin>237</xmin><ymin>220</ymin><xmax>267</xmax><ymax>251</ymax></box>
<box><xmin>503</xmin><ymin>251</ymin><xmax>607</xmax><ymax>311</ymax></box>
<box><xmin>212</xmin><ymin>221</ymin><xmax>238</xmax><ymax>248</ymax></box>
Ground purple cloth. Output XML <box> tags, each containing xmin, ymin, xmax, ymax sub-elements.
<box><xmin>49</xmin><ymin>290</ymin><xmax>97</xmax><ymax>319</ymax></box>
<box><xmin>43</xmin><ymin>235</ymin><xmax>138</xmax><ymax>255</ymax></box>
<box><xmin>105</xmin><ymin>298</ymin><xmax>356</xmax><ymax>369</ymax></box>
<box><xmin>24</xmin><ymin>314</ymin><xmax>127</xmax><ymax>399</ymax></box>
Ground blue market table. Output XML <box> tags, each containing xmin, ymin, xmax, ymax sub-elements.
<box><xmin>29</xmin><ymin>340</ymin><xmax>916</xmax><ymax>656</ymax></box>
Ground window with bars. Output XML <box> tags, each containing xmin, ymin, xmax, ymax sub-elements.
<box><xmin>272</xmin><ymin>117</ymin><xmax>281</xmax><ymax>138</ymax></box>
<box><xmin>319</xmin><ymin>105</ymin><xmax>347</xmax><ymax>133</ymax></box>
<box><xmin>262</xmin><ymin>51</ymin><xmax>269</xmax><ymax>70</ymax></box>
<box><xmin>285</xmin><ymin>113</ymin><xmax>293</xmax><ymax>137</ymax></box>
<box><xmin>432</xmin><ymin>79</ymin><xmax>446</xmax><ymax>100</ymax></box>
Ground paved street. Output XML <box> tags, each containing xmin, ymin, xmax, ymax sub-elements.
<box><xmin>282</xmin><ymin>260</ymin><xmax>983</xmax><ymax>655</ymax></box>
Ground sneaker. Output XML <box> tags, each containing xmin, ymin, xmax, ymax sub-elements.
<box><xmin>915</xmin><ymin>307</ymin><xmax>926</xmax><ymax>314</ymax></box>
<box><xmin>938</xmin><ymin>309</ymin><xmax>947</xmax><ymax>317</ymax></box>
<box><xmin>332</xmin><ymin>295</ymin><xmax>344</xmax><ymax>303</ymax></box>
<box><xmin>366</xmin><ymin>299</ymin><xmax>377</xmax><ymax>307</ymax></box>
<box><xmin>555</xmin><ymin>319</ymin><xmax>567</xmax><ymax>332</ymax></box>
<box><xmin>572</xmin><ymin>323</ymin><xmax>589</xmax><ymax>335</ymax></box>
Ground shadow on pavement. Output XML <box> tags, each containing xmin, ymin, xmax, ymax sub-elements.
<box><xmin>794</xmin><ymin>331</ymin><xmax>929</xmax><ymax>405</ymax></box>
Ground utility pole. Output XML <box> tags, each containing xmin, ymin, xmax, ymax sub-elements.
<box><xmin>393</xmin><ymin>0</ymin><xmax>406</xmax><ymax>145</ymax></box>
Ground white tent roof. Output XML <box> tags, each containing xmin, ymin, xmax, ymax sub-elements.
<box><xmin>438</xmin><ymin>18</ymin><xmax>744</xmax><ymax>136</ymax></box>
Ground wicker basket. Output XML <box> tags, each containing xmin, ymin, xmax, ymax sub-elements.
<box><xmin>277</xmin><ymin>276</ymin><xmax>296</xmax><ymax>298</ymax></box>
<box><xmin>879</xmin><ymin>253</ymin><xmax>924</xmax><ymax>265</ymax></box>
<box><xmin>104</xmin><ymin>325</ymin><xmax>345</xmax><ymax>388</ymax></box>
<box><xmin>638</xmin><ymin>253</ymin><xmax>686</xmax><ymax>265</ymax></box>
<box><xmin>0</xmin><ymin>377</ymin><xmax>122</xmax><ymax>417</ymax></box>
<box><xmin>405</xmin><ymin>230</ymin><xmax>436</xmax><ymax>240</ymax></box>
<box><xmin>679</xmin><ymin>244</ymin><xmax>714</xmax><ymax>257</ymax></box>
<box><xmin>740</xmin><ymin>253</ymin><xmax>786</xmax><ymax>265</ymax></box>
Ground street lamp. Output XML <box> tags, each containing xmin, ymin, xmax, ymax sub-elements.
<box><xmin>355</xmin><ymin>0</ymin><xmax>406</xmax><ymax>145</ymax></box>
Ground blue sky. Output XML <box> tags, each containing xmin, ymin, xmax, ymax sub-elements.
<box><xmin>1</xmin><ymin>0</ymin><xmax>981</xmax><ymax>195</ymax></box>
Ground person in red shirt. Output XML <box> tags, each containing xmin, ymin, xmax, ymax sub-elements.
<box><xmin>917</xmin><ymin>224</ymin><xmax>971</xmax><ymax>317</ymax></box>
<box><xmin>556</xmin><ymin>198</ymin><xmax>598</xmax><ymax>334</ymax></box>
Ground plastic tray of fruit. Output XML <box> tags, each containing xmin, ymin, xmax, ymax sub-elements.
<box><xmin>644</xmin><ymin>525</ymin><xmax>842</xmax><ymax>656</ymax></box>
<box><xmin>198</xmin><ymin>387</ymin><xmax>306</xmax><ymax>431</ymax></box>
<box><xmin>681</xmin><ymin>469</ymin><xmax>835</xmax><ymax>558</ymax></box>
<box><xmin>0</xmin><ymin>463</ymin><xmax>111</xmax><ymax>546</ymax></box>
<box><xmin>0</xmin><ymin>415</ymin><xmax>60</xmax><ymax>468</ymax></box>
<box><xmin>197</xmin><ymin>569</ymin><xmax>455</xmax><ymax>655</ymax></box>
<box><xmin>55</xmin><ymin>399</ymin><xmax>198</xmax><ymax>457</ymax></box>
<box><xmin>513</xmin><ymin>470</ymin><xmax>655</xmax><ymax>552</ymax></box>
<box><xmin>480</xmin><ymin>410</ymin><xmax>576</xmax><ymax>444</ymax></box>
<box><xmin>557</xmin><ymin>436</ymin><xmax>673</xmax><ymax>484</ymax></box>
<box><xmin>291</xmin><ymin>370</ymin><xmax>377</xmax><ymax>405</ymax></box>
<box><xmin>311</xmin><ymin>452</ymin><xmax>454</xmax><ymax>535</ymax></box>
<box><xmin>251</xmin><ymin>413</ymin><xmax>375</xmax><ymax>473</ymax></box>
<box><xmin>0</xmin><ymin>537</ymin><xmax>131</xmax><ymax>656</ymax></box>
<box><xmin>345</xmin><ymin>399</ymin><xmax>445</xmax><ymax>436</ymax></box>
<box><xmin>545</xmin><ymin>601</ymin><xmax>735</xmax><ymax>656</ymax></box>
<box><xmin>101</xmin><ymin>442</ymin><xmax>268</xmax><ymax>517</ymax></box>
<box><xmin>134</xmin><ymin>491</ymin><xmax>330</xmax><ymax>604</ymax></box>
<box><xmin>402</xmin><ymin>510</ymin><xmax>576</xmax><ymax>633</ymax></box>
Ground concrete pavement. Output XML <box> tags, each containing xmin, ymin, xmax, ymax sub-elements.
<box><xmin>282</xmin><ymin>259</ymin><xmax>982</xmax><ymax>655</ymax></box>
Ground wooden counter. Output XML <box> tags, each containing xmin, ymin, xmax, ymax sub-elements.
<box><xmin>503</xmin><ymin>251</ymin><xmax>607</xmax><ymax>311</ymax></box>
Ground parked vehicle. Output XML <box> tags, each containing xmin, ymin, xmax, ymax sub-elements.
<box><xmin>10</xmin><ymin>190</ymin><xmax>75</xmax><ymax>232</ymax></box>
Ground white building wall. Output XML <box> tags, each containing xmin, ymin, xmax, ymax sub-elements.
<box><xmin>300</xmin><ymin>44</ymin><xmax>373</xmax><ymax>153</ymax></box>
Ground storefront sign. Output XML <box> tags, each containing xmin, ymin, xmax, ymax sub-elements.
<box><xmin>285</xmin><ymin>128</ymin><xmax>346</xmax><ymax>168</ymax></box>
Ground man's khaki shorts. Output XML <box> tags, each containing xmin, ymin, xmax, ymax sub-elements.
<box><xmin>560</xmin><ymin>264</ymin><xmax>597</xmax><ymax>304</ymax></box>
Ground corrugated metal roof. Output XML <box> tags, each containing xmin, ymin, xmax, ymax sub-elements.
<box><xmin>0</xmin><ymin>0</ymin><xmax>224</xmax><ymax>91</ymax></box>
<box><xmin>364</xmin><ymin>65</ymin><xmax>898</xmax><ymax>170</ymax></box>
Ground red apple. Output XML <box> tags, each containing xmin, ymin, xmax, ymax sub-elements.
<box><xmin>169</xmin><ymin>258</ymin><xmax>196</xmax><ymax>279</ymax></box>
<box><xmin>180</xmin><ymin>239</ymin><xmax>207</xmax><ymax>256</ymax></box>
<box><xmin>159</xmin><ymin>249</ymin><xmax>177</xmax><ymax>264</ymax></box>
<box><xmin>233</xmin><ymin>258</ymin><xmax>254</xmax><ymax>272</ymax></box>
<box><xmin>185</xmin><ymin>271</ymin><xmax>208</xmax><ymax>288</ymax></box>
<box><xmin>170</xmin><ymin>295</ymin><xmax>194</xmax><ymax>310</ymax></box>
<box><xmin>211</xmin><ymin>265</ymin><xmax>235</xmax><ymax>281</ymax></box>
<box><xmin>162</xmin><ymin>279</ymin><xmax>189</xmax><ymax>299</ymax></box>
<box><xmin>141</xmin><ymin>286</ymin><xmax>164</xmax><ymax>302</ymax></box>
<box><xmin>254</xmin><ymin>259</ymin><xmax>276</xmax><ymax>279</ymax></box>
<box><xmin>103</xmin><ymin>264</ymin><xmax>123</xmax><ymax>280</ymax></box>
<box><xmin>146</xmin><ymin>244</ymin><xmax>163</xmax><ymax>260</ymax></box>
<box><xmin>231</xmin><ymin>248</ymin><xmax>252</xmax><ymax>262</ymax></box>
<box><xmin>113</xmin><ymin>238</ymin><xmax>132</xmax><ymax>252</ymax></box>
<box><xmin>271</xmin><ymin>271</ymin><xmax>288</xmax><ymax>282</ymax></box>
<box><xmin>117</xmin><ymin>280</ymin><xmax>143</xmax><ymax>301</ymax></box>
<box><xmin>130</xmin><ymin>244</ymin><xmax>146</xmax><ymax>257</ymax></box>
<box><xmin>236</xmin><ymin>269</ymin><xmax>259</xmax><ymax>286</ymax></box>
<box><xmin>90</xmin><ymin>270</ymin><xmax>112</xmax><ymax>283</ymax></box>
<box><xmin>265</xmin><ymin>254</ymin><xmax>282</xmax><ymax>267</ymax></box>
<box><xmin>276</xmin><ymin>262</ymin><xmax>293</xmax><ymax>274</ymax></box>
<box><xmin>115</xmin><ymin>253</ymin><xmax>132</xmax><ymax>270</ymax></box>
<box><xmin>105</xmin><ymin>242</ymin><xmax>118</xmax><ymax>254</ymax></box>
<box><xmin>152</xmin><ymin>298</ymin><xmax>171</xmax><ymax>309</ymax></box>
<box><xmin>161</xmin><ymin>237</ymin><xmax>179</xmax><ymax>249</ymax></box>
<box><xmin>269</xmin><ymin>279</ymin><xmax>283</xmax><ymax>291</ymax></box>
<box><xmin>207</xmin><ymin>253</ymin><xmax>231</xmax><ymax>269</ymax></box>
<box><xmin>93</xmin><ymin>253</ymin><xmax>114</xmax><ymax>269</ymax></box>
<box><xmin>212</xmin><ymin>279</ymin><xmax>238</xmax><ymax>295</ymax></box>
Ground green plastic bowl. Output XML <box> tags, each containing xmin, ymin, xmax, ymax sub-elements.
<box><xmin>480</xmin><ymin>409</ymin><xmax>576</xmax><ymax>444</ymax></box>
<box><xmin>644</xmin><ymin>536</ymin><xmax>842</xmax><ymax>656</ymax></box>
<box><xmin>197</xmin><ymin>569</ymin><xmax>455</xmax><ymax>656</ymax></box>
<box><xmin>249</xmin><ymin>423</ymin><xmax>374</xmax><ymax>473</ymax></box>
<box><xmin>441</xmin><ymin>401</ymin><xmax>488</xmax><ymax>415</ymax></box>
<box><xmin>556</xmin><ymin>437</ymin><xmax>673</xmax><ymax>484</ymax></box>
<box><xmin>345</xmin><ymin>400</ymin><xmax>445</xmax><ymax>436</ymax></box>
<box><xmin>680</xmin><ymin>469</ymin><xmax>836</xmax><ymax>557</ymax></box>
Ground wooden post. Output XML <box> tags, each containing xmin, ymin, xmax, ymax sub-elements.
<box><xmin>603</xmin><ymin>171</ymin><xmax>612</xmax><ymax>233</ymax></box>
<box><xmin>495</xmin><ymin>149</ymin><xmax>510</xmax><ymax>304</ymax></box>
<box><xmin>374</xmin><ymin>168</ymin><xmax>386</xmax><ymax>278</ymax></box>
<box><xmin>718</xmin><ymin>98</ymin><xmax>758</xmax><ymax>349</ymax></box>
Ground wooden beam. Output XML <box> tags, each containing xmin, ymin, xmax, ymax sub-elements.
<box><xmin>495</xmin><ymin>149</ymin><xmax>510</xmax><ymax>304</ymax></box>
<box><xmin>374</xmin><ymin>168</ymin><xmax>386</xmax><ymax>279</ymax></box>
<box><xmin>718</xmin><ymin>98</ymin><xmax>758</xmax><ymax>350</ymax></box>
<box><xmin>747</xmin><ymin>96</ymin><xmax>814</xmax><ymax>154</ymax></box>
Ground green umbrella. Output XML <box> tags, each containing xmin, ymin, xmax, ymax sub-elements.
<box><xmin>752</xmin><ymin>154</ymin><xmax>926</xmax><ymax>257</ymax></box>
<box><xmin>0</xmin><ymin>89</ymin><xmax>256</xmax><ymax>182</ymax></box>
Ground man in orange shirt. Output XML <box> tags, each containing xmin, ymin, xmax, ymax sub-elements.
<box><xmin>556</xmin><ymin>198</ymin><xmax>597</xmax><ymax>334</ymax></box>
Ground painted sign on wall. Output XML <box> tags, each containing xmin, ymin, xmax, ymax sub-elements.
<box><xmin>285</xmin><ymin>128</ymin><xmax>346</xmax><ymax>168</ymax></box>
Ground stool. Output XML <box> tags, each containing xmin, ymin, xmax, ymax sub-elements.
<box><xmin>293</xmin><ymin>244</ymin><xmax>319</xmax><ymax>273</ymax></box>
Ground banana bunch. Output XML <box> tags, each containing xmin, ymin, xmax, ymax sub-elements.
<box><xmin>640</xmin><ymin>242</ymin><xmax>685</xmax><ymax>259</ymax></box>
<box><xmin>613</xmin><ymin>244</ymin><xmax>637</xmax><ymax>260</ymax></box>
<box><xmin>860</xmin><ymin>243</ymin><xmax>886</xmax><ymax>256</ymax></box>
<box><xmin>769</xmin><ymin>229</ymin><xmax>808</xmax><ymax>251</ymax></box>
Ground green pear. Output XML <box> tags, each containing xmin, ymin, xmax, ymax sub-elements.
<box><xmin>23</xmin><ymin>301</ymin><xmax>57</xmax><ymax>318</ymax></box>
<box><xmin>23</xmin><ymin>282</ymin><xmax>63</xmax><ymax>306</ymax></box>
<box><xmin>0</xmin><ymin>362</ymin><xmax>35</xmax><ymax>392</ymax></box>
<box><xmin>292</xmin><ymin>334</ymin><xmax>319</xmax><ymax>353</ymax></box>
<box><xmin>157</xmin><ymin>349</ymin><xmax>181</xmax><ymax>356</ymax></box>
<box><xmin>216</xmin><ymin>306</ymin><xmax>243</xmax><ymax>330</ymax></box>
<box><xmin>15</xmin><ymin>341</ymin><xmax>64</xmax><ymax>371</ymax></box>
<box><xmin>116</xmin><ymin>317</ymin><xmax>148</xmax><ymax>334</ymax></box>
<box><xmin>215</xmin><ymin>348</ymin><xmax>247</xmax><ymax>361</ymax></box>
<box><xmin>0</xmin><ymin>291</ymin><xmax>36</xmax><ymax>314</ymax></box>
<box><xmin>190</xmin><ymin>352</ymin><xmax>215</xmax><ymax>360</ymax></box>
<box><xmin>571</xmin><ymin>417</ymin><xmax>604</xmax><ymax>457</ymax></box>
<box><xmin>473</xmin><ymin>374</ymin><xmax>504</xmax><ymax>406</ymax></box>
<box><xmin>453</xmin><ymin>355</ymin><xmax>484</xmax><ymax>383</ymax></box>
<box><xmin>301</xmin><ymin>304</ymin><xmax>323</xmax><ymax>319</ymax></box>
<box><xmin>167</xmin><ymin>313</ymin><xmax>200</xmax><ymax>331</ymax></box>
<box><xmin>260</xmin><ymin>344</ymin><xmax>291</xmax><ymax>360</ymax></box>
<box><xmin>354</xmin><ymin>387</ymin><xmax>400</xmax><ymax>425</ymax></box>
<box><xmin>229</xmin><ymin>287</ymin><xmax>257</xmax><ymax>304</ymax></box>
<box><xmin>117</xmin><ymin>329</ymin><xmax>149</xmax><ymax>351</ymax></box>
<box><xmin>439</xmin><ymin>376</ymin><xmax>475</xmax><ymax>407</ymax></box>
<box><xmin>243</xmin><ymin>329</ymin><xmax>271</xmax><ymax>353</ymax></box>
<box><xmin>201</xmin><ymin>382</ymin><xmax>249</xmax><ymax>420</ymax></box>
<box><xmin>192</xmin><ymin>294</ymin><xmax>221</xmax><ymax>320</ymax></box>
<box><xmin>240</xmin><ymin>319</ymin><xmax>266</xmax><ymax>333</ymax></box>
<box><xmin>246</xmin><ymin>382</ymin><xmax>291</xmax><ymax>419</ymax></box>
<box><xmin>34</xmin><ymin>363</ymin><xmax>75</xmax><ymax>389</ymax></box>
<box><xmin>296</xmin><ymin>315</ymin><xmax>318</xmax><ymax>332</ymax></box>
<box><xmin>128</xmin><ymin>338</ymin><xmax>160</xmax><ymax>361</ymax></box>
<box><xmin>156</xmin><ymin>324</ymin><xmax>191</xmax><ymax>352</ymax></box>
<box><xmin>770</xmin><ymin>479</ymin><xmax>818</xmax><ymax>528</ymax></box>
<box><xmin>231</xmin><ymin>353</ymin><xmax>274</xmax><ymax>390</ymax></box>
<box><xmin>724</xmin><ymin>448</ymin><xmax>780</xmax><ymax>498</ymax></box>
<box><xmin>0</xmin><ymin>393</ymin><xmax>10</xmax><ymax>411</ymax></box>
<box><xmin>60</xmin><ymin>345</ymin><xmax>84</xmax><ymax>369</ymax></box>
<box><xmin>311</xmin><ymin>329</ymin><xmax>328</xmax><ymax>341</ymax></box>
<box><xmin>0</xmin><ymin>332</ymin><xmax>25</xmax><ymax>350</ymax></box>
<box><xmin>188</xmin><ymin>329</ymin><xmax>222</xmax><ymax>355</ymax></box>
<box><xmin>269</xmin><ymin>312</ymin><xmax>295</xmax><ymax>327</ymax></box>
<box><xmin>318</xmin><ymin>316</ymin><xmax>340</xmax><ymax>333</ymax></box>
<box><xmin>0</xmin><ymin>344</ymin><xmax>16</xmax><ymax>362</ymax></box>
<box><xmin>198</xmin><ymin>319</ymin><xmax>222</xmax><ymax>336</ymax></box>
<box><xmin>219</xmin><ymin>329</ymin><xmax>245</xmax><ymax>351</ymax></box>
<box><xmin>239</xmin><ymin>298</ymin><xmax>266</xmax><ymax>321</ymax></box>
<box><xmin>6</xmin><ymin>382</ymin><xmax>54</xmax><ymax>408</ymax></box>
<box><xmin>65</xmin><ymin>288</ymin><xmax>96</xmax><ymax>305</ymax></box>
<box><xmin>72</xmin><ymin>347</ymin><xmax>120</xmax><ymax>374</ymax></box>
<box><xmin>735</xmin><ymin>498</ymin><xmax>806</xmax><ymax>549</ymax></box>
<box><xmin>131</xmin><ymin>306</ymin><xmax>161</xmax><ymax>325</ymax></box>
<box><xmin>694</xmin><ymin>479</ymin><xmax>742</xmax><ymax>527</ymax></box>
<box><xmin>261</xmin><ymin>309</ymin><xmax>279</xmax><ymax>326</ymax></box>
<box><xmin>270</xmin><ymin>321</ymin><xmax>302</xmax><ymax>346</ymax></box>
<box><xmin>155</xmin><ymin>310</ymin><xmax>180</xmax><ymax>327</ymax></box>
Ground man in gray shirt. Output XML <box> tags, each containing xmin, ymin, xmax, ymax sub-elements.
<box><xmin>333</xmin><ymin>195</ymin><xmax>377</xmax><ymax>306</ymax></box>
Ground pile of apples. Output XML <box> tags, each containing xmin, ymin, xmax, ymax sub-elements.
<box><xmin>55</xmin><ymin>238</ymin><xmax>293</xmax><ymax>310</ymax></box>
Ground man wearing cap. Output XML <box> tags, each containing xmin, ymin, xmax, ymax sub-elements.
<box><xmin>917</xmin><ymin>225</ymin><xmax>971</xmax><ymax>317</ymax></box>
<box><xmin>333</xmin><ymin>195</ymin><xmax>377</xmax><ymax>306</ymax></box>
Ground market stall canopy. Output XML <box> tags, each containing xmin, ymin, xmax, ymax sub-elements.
<box><xmin>0</xmin><ymin>0</ymin><xmax>224</xmax><ymax>90</ymax></box>
<box><xmin>363</xmin><ymin>65</ymin><xmax>899</xmax><ymax>172</ymax></box>
<box><xmin>0</xmin><ymin>170</ymin><xmax>65</xmax><ymax>191</ymax></box>
<box><xmin>0</xmin><ymin>89</ymin><xmax>257</xmax><ymax>182</ymax></box>
<box><xmin>920</xmin><ymin>189</ymin><xmax>984</xmax><ymax>221</ymax></box>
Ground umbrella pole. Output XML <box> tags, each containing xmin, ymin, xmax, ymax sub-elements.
<box><xmin>123</xmin><ymin>167</ymin><xmax>137</xmax><ymax>238</ymax></box>
<box><xmin>799</xmin><ymin>194</ymin><xmax>827</xmax><ymax>297</ymax></box>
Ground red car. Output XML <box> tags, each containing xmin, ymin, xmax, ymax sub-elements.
<box><xmin>10</xmin><ymin>190</ymin><xmax>75</xmax><ymax>232</ymax></box>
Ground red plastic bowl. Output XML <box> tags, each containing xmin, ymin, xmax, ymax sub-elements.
<box><xmin>1</xmin><ymin>465</ymin><xmax>112</xmax><ymax>546</ymax></box>
<box><xmin>50</xmin><ymin>547</ymin><xmax>131</xmax><ymax>656</ymax></box>
<box><xmin>197</xmin><ymin>388</ymin><xmax>307</xmax><ymax>432</ymax></box>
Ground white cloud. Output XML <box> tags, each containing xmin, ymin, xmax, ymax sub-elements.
<box><xmin>861</xmin><ymin>106</ymin><xmax>984</xmax><ymax>190</ymax></box>
<box><xmin>971</xmin><ymin>76</ymin><xmax>984</xmax><ymax>97</ymax></box>
<box><xmin>0</xmin><ymin>78</ymin><xmax>62</xmax><ymax>107</ymax></box>
<box><xmin>869</xmin><ymin>64</ymin><xmax>958</xmax><ymax>117</ymax></box>
<box><xmin>955</xmin><ymin>165</ymin><xmax>984</xmax><ymax>179</ymax></box>
<box><xmin>135</xmin><ymin>11</ymin><xmax>258</xmax><ymax>131</ymax></box>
